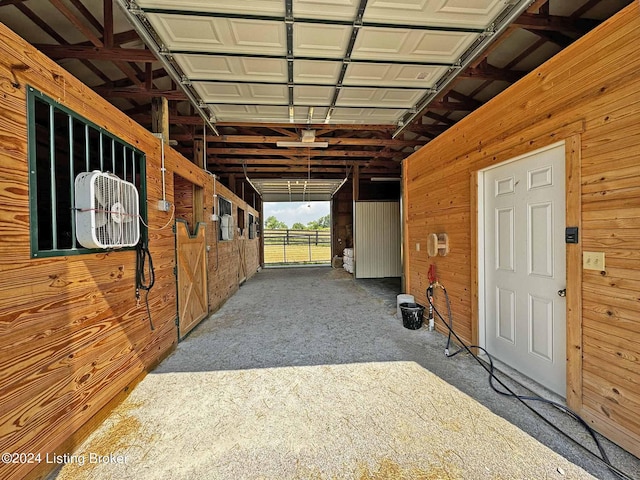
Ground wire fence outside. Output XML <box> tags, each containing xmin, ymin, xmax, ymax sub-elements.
<box><xmin>263</xmin><ymin>229</ymin><xmax>331</xmax><ymax>264</ymax></box>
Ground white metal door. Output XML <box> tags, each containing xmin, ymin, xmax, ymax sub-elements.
<box><xmin>483</xmin><ymin>142</ymin><xmax>566</xmax><ymax>396</ymax></box>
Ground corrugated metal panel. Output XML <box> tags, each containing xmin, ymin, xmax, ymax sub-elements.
<box><xmin>354</xmin><ymin>201</ymin><xmax>401</xmax><ymax>278</ymax></box>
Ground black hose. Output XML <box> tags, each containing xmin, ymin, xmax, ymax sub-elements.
<box><xmin>427</xmin><ymin>287</ymin><xmax>634</xmax><ymax>480</ymax></box>
<box><xmin>439</xmin><ymin>285</ymin><xmax>464</xmax><ymax>358</ymax></box>
<box><xmin>136</xmin><ymin>241</ymin><xmax>155</xmax><ymax>331</ymax></box>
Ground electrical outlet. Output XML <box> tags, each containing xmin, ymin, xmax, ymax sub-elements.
<box><xmin>583</xmin><ymin>251</ymin><xmax>605</xmax><ymax>271</ymax></box>
<box><xmin>157</xmin><ymin>199</ymin><xmax>171</xmax><ymax>212</ymax></box>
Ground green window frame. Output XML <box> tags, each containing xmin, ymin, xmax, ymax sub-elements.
<box><xmin>27</xmin><ymin>86</ymin><xmax>147</xmax><ymax>258</ymax></box>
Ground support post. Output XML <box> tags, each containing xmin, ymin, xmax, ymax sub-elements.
<box><xmin>151</xmin><ymin>96</ymin><xmax>169</xmax><ymax>143</ymax></box>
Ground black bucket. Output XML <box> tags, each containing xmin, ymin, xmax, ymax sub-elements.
<box><xmin>400</xmin><ymin>302</ymin><xmax>425</xmax><ymax>330</ymax></box>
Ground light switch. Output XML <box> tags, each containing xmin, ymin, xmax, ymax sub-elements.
<box><xmin>416</xmin><ymin>243</ymin><xmax>420</xmax><ymax>252</ymax></box>
<box><xmin>583</xmin><ymin>251</ymin><xmax>605</xmax><ymax>271</ymax></box>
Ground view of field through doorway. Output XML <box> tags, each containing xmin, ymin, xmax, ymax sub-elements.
<box><xmin>263</xmin><ymin>201</ymin><xmax>331</xmax><ymax>265</ymax></box>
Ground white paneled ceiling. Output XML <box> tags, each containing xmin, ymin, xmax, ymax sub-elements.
<box><xmin>363</xmin><ymin>0</ymin><xmax>507</xmax><ymax>27</ymax></box>
<box><xmin>129</xmin><ymin>0</ymin><xmax>531</xmax><ymax>125</ymax></box>
<box><xmin>0</xmin><ymin>0</ymin><xmax>630</xmax><ymax>187</ymax></box>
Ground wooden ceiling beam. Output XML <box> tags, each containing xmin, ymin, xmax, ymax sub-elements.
<box><xmin>210</xmin><ymin>135</ymin><xmax>423</xmax><ymax>147</ymax></box>
<box><xmin>49</xmin><ymin>0</ymin><xmax>143</xmax><ymax>87</ymax></box>
<box><xmin>105</xmin><ymin>67</ymin><xmax>167</xmax><ymax>89</ymax></box>
<box><xmin>209</xmin><ymin>165</ymin><xmax>398</xmax><ymax>174</ymax></box>
<box><xmin>69</xmin><ymin>0</ymin><xmax>103</xmax><ymax>34</ymax></box>
<box><xmin>13</xmin><ymin>2</ymin><xmax>112</xmax><ymax>84</ymax></box>
<box><xmin>446</xmin><ymin>90</ymin><xmax>483</xmax><ymax>109</ymax></box>
<box><xmin>93</xmin><ymin>87</ymin><xmax>186</xmax><ymax>100</ymax></box>
<box><xmin>268</xmin><ymin>127</ymin><xmax>299</xmax><ymax>137</ymax></box>
<box><xmin>424</xmin><ymin>111</ymin><xmax>456</xmax><ymax>126</ymax></box>
<box><xmin>14</xmin><ymin>3</ymin><xmax>68</xmax><ymax>45</ymax></box>
<box><xmin>459</xmin><ymin>64</ymin><xmax>525</xmax><ymax>83</ymax></box>
<box><xmin>50</xmin><ymin>0</ymin><xmax>102</xmax><ymax>46</ymax></box>
<box><xmin>428</xmin><ymin>100</ymin><xmax>475</xmax><ymax>111</ymax></box>
<box><xmin>33</xmin><ymin>45</ymin><xmax>157</xmax><ymax>62</ymax></box>
<box><xmin>512</xmin><ymin>13</ymin><xmax>599</xmax><ymax>34</ymax></box>
<box><xmin>206</xmin><ymin>158</ymin><xmax>399</xmax><ymax>168</ymax></box>
<box><xmin>207</xmin><ymin>148</ymin><xmax>403</xmax><ymax>158</ymax></box>
<box><xmin>103</xmin><ymin>0</ymin><xmax>113</xmax><ymax>48</ymax></box>
<box><xmin>72</xmin><ymin>29</ymin><xmax>140</xmax><ymax>48</ymax></box>
<box><xmin>526</xmin><ymin>29</ymin><xmax>575</xmax><ymax>49</ymax></box>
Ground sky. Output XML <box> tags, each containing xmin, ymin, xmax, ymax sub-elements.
<box><xmin>264</xmin><ymin>201</ymin><xmax>329</xmax><ymax>228</ymax></box>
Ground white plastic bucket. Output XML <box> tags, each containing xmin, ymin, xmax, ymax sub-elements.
<box><xmin>396</xmin><ymin>294</ymin><xmax>415</xmax><ymax>319</ymax></box>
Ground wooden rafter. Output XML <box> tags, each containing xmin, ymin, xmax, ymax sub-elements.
<box><xmin>49</xmin><ymin>0</ymin><xmax>143</xmax><ymax>87</ymax></box>
<box><xmin>11</xmin><ymin>2</ymin><xmax>111</xmax><ymax>84</ymax></box>
<box><xmin>93</xmin><ymin>86</ymin><xmax>185</xmax><ymax>100</ymax></box>
<box><xmin>512</xmin><ymin>13</ymin><xmax>598</xmax><ymax>34</ymax></box>
<box><xmin>103</xmin><ymin>0</ymin><xmax>113</xmax><ymax>48</ymax></box>
<box><xmin>32</xmin><ymin>45</ymin><xmax>157</xmax><ymax>62</ymax></box>
<box><xmin>207</xmin><ymin>148</ymin><xmax>405</xmax><ymax>158</ymax></box>
<box><xmin>210</xmin><ymin>136</ymin><xmax>423</xmax><ymax>147</ymax></box>
<box><xmin>206</xmin><ymin>158</ymin><xmax>399</xmax><ymax>167</ymax></box>
<box><xmin>459</xmin><ymin>64</ymin><xmax>525</xmax><ymax>83</ymax></box>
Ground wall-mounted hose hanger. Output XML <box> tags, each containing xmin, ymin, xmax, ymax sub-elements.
<box><xmin>427</xmin><ymin>233</ymin><xmax>449</xmax><ymax>257</ymax></box>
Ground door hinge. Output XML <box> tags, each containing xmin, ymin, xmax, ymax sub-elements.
<box><xmin>173</xmin><ymin>266</ymin><xmax>177</xmax><ymax>276</ymax></box>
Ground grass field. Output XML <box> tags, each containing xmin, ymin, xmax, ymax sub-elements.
<box><xmin>264</xmin><ymin>244</ymin><xmax>331</xmax><ymax>264</ymax></box>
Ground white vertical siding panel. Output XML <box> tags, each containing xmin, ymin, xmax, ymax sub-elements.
<box><xmin>355</xmin><ymin>201</ymin><xmax>401</xmax><ymax>278</ymax></box>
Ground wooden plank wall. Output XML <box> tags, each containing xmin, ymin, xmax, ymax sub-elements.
<box><xmin>404</xmin><ymin>3</ymin><xmax>640</xmax><ymax>456</ymax></box>
<box><xmin>0</xmin><ymin>23</ymin><xmax>259</xmax><ymax>480</ymax></box>
<box><xmin>206</xmin><ymin>180</ymin><xmax>260</xmax><ymax>314</ymax></box>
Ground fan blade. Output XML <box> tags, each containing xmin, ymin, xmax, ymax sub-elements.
<box><xmin>107</xmin><ymin>219</ymin><xmax>122</xmax><ymax>244</ymax></box>
<box><xmin>94</xmin><ymin>175</ymin><xmax>109</xmax><ymax>207</ymax></box>
<box><xmin>94</xmin><ymin>210</ymin><xmax>108</xmax><ymax>228</ymax></box>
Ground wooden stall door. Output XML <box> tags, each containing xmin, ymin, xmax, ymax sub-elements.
<box><xmin>176</xmin><ymin>220</ymin><xmax>208</xmax><ymax>340</ymax></box>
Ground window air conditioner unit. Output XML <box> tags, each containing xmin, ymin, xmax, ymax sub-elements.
<box><xmin>221</xmin><ymin>214</ymin><xmax>234</xmax><ymax>241</ymax></box>
<box><xmin>74</xmin><ymin>171</ymin><xmax>140</xmax><ymax>249</ymax></box>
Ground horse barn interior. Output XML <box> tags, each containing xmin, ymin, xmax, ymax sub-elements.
<box><xmin>0</xmin><ymin>0</ymin><xmax>639</xmax><ymax>479</ymax></box>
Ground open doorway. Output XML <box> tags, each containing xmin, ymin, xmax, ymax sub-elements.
<box><xmin>263</xmin><ymin>201</ymin><xmax>331</xmax><ymax>266</ymax></box>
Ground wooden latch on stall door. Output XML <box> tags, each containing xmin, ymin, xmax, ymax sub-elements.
<box><xmin>427</xmin><ymin>233</ymin><xmax>449</xmax><ymax>257</ymax></box>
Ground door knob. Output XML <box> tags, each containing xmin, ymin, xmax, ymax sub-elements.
<box><xmin>558</xmin><ymin>289</ymin><xmax>566</xmax><ymax>297</ymax></box>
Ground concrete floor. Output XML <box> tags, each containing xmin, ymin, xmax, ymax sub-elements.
<box><xmin>52</xmin><ymin>267</ymin><xmax>639</xmax><ymax>480</ymax></box>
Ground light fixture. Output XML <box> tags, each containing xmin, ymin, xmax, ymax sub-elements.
<box><xmin>370</xmin><ymin>177</ymin><xmax>401</xmax><ymax>182</ymax></box>
<box><xmin>276</xmin><ymin>129</ymin><xmax>328</xmax><ymax>148</ymax></box>
<box><xmin>301</xmin><ymin>129</ymin><xmax>315</xmax><ymax>143</ymax></box>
